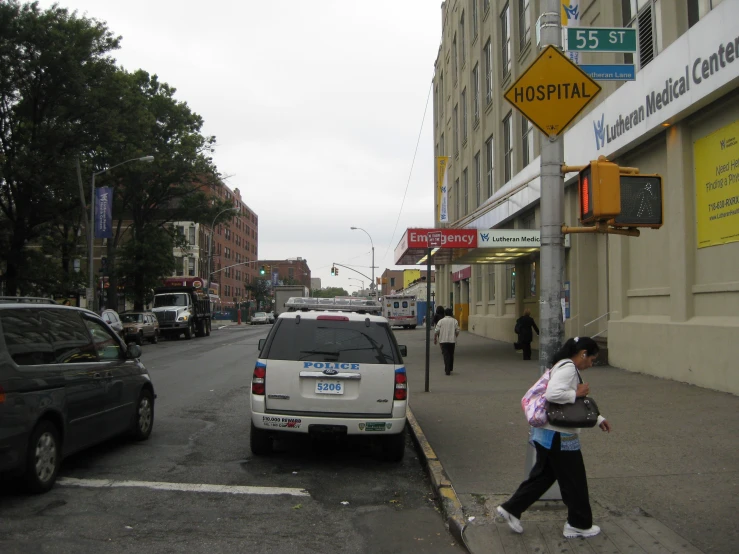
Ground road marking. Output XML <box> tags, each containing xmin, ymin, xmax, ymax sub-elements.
<box><xmin>58</xmin><ymin>477</ymin><xmax>310</xmax><ymax>497</ymax></box>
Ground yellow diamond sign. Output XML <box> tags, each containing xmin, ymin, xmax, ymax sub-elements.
<box><xmin>504</xmin><ymin>45</ymin><xmax>601</xmax><ymax>137</ymax></box>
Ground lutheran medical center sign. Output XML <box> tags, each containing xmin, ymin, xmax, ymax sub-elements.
<box><xmin>565</xmin><ymin>1</ymin><xmax>739</xmax><ymax>161</ymax></box>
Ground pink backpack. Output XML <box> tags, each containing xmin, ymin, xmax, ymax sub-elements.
<box><xmin>521</xmin><ymin>361</ymin><xmax>566</xmax><ymax>427</ymax></box>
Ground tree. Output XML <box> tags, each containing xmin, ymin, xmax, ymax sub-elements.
<box><xmin>0</xmin><ymin>1</ymin><xmax>120</xmax><ymax>295</ymax></box>
<box><xmin>246</xmin><ymin>279</ymin><xmax>272</xmax><ymax>310</ymax></box>
<box><xmin>312</xmin><ymin>287</ymin><xmax>349</xmax><ymax>298</ymax></box>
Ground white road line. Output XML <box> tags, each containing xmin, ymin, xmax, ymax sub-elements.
<box><xmin>58</xmin><ymin>477</ymin><xmax>310</xmax><ymax>497</ymax></box>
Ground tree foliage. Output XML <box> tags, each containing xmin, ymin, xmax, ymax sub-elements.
<box><xmin>246</xmin><ymin>279</ymin><xmax>272</xmax><ymax>308</ymax></box>
<box><xmin>312</xmin><ymin>287</ymin><xmax>349</xmax><ymax>298</ymax></box>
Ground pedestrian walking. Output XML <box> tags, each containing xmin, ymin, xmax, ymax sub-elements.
<box><xmin>432</xmin><ymin>305</ymin><xmax>445</xmax><ymax>326</ymax></box>
<box><xmin>514</xmin><ymin>308</ymin><xmax>539</xmax><ymax>360</ymax></box>
<box><xmin>434</xmin><ymin>308</ymin><xmax>460</xmax><ymax>375</ymax></box>
<box><xmin>497</xmin><ymin>336</ymin><xmax>612</xmax><ymax>539</ymax></box>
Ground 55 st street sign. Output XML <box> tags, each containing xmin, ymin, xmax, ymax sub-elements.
<box><xmin>566</xmin><ymin>27</ymin><xmax>638</xmax><ymax>52</ymax></box>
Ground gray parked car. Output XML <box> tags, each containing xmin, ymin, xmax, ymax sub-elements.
<box><xmin>0</xmin><ymin>303</ymin><xmax>155</xmax><ymax>493</ymax></box>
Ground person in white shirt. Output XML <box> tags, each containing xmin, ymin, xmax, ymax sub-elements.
<box><xmin>497</xmin><ymin>336</ymin><xmax>612</xmax><ymax>539</ymax></box>
<box><xmin>433</xmin><ymin>308</ymin><xmax>460</xmax><ymax>375</ymax></box>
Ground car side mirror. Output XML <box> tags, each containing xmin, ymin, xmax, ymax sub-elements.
<box><xmin>127</xmin><ymin>344</ymin><xmax>142</xmax><ymax>359</ymax></box>
<box><xmin>258</xmin><ymin>338</ymin><xmax>266</xmax><ymax>351</ymax></box>
<box><xmin>399</xmin><ymin>345</ymin><xmax>407</xmax><ymax>357</ymax></box>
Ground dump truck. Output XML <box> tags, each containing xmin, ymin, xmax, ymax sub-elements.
<box><xmin>152</xmin><ymin>277</ymin><xmax>212</xmax><ymax>340</ymax></box>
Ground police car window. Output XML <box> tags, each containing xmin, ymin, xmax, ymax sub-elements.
<box><xmin>83</xmin><ymin>318</ymin><xmax>123</xmax><ymax>360</ymax></box>
<box><xmin>267</xmin><ymin>320</ymin><xmax>397</xmax><ymax>364</ymax></box>
<box><xmin>0</xmin><ymin>309</ymin><xmax>55</xmax><ymax>365</ymax></box>
<box><xmin>42</xmin><ymin>309</ymin><xmax>97</xmax><ymax>363</ymax></box>
<box><xmin>402</xmin><ymin>301</ymin><xmax>408</xmax><ymax>308</ymax></box>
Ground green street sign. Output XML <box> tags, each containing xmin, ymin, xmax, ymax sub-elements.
<box><xmin>566</xmin><ymin>27</ymin><xmax>637</xmax><ymax>53</ymax></box>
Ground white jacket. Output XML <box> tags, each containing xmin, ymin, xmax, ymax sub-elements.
<box><xmin>541</xmin><ymin>359</ymin><xmax>606</xmax><ymax>434</ymax></box>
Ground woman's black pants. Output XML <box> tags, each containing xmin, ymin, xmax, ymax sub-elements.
<box><xmin>501</xmin><ymin>433</ymin><xmax>593</xmax><ymax>529</ymax></box>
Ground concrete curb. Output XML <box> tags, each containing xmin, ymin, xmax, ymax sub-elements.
<box><xmin>406</xmin><ymin>407</ymin><xmax>468</xmax><ymax>551</ymax></box>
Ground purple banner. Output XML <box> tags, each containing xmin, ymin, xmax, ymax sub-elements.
<box><xmin>95</xmin><ymin>187</ymin><xmax>113</xmax><ymax>239</ymax></box>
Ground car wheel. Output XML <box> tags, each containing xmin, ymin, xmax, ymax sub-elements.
<box><xmin>149</xmin><ymin>332</ymin><xmax>158</xmax><ymax>344</ymax></box>
<box><xmin>136</xmin><ymin>332</ymin><xmax>143</xmax><ymax>346</ymax></box>
<box><xmin>205</xmin><ymin>320</ymin><xmax>211</xmax><ymax>336</ymax></box>
<box><xmin>184</xmin><ymin>322</ymin><xmax>193</xmax><ymax>340</ymax></box>
<box><xmin>131</xmin><ymin>389</ymin><xmax>154</xmax><ymax>441</ymax></box>
<box><xmin>25</xmin><ymin>420</ymin><xmax>61</xmax><ymax>494</ymax></box>
<box><xmin>378</xmin><ymin>430</ymin><xmax>405</xmax><ymax>462</ymax></box>
<box><xmin>250</xmin><ymin>422</ymin><xmax>272</xmax><ymax>455</ymax></box>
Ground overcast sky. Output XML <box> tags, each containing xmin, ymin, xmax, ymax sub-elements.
<box><xmin>40</xmin><ymin>0</ymin><xmax>441</xmax><ymax>294</ymax></box>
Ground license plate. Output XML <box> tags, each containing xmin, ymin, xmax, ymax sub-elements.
<box><xmin>315</xmin><ymin>380</ymin><xmax>344</xmax><ymax>394</ymax></box>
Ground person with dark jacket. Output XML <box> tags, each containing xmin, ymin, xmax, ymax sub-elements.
<box><xmin>515</xmin><ymin>308</ymin><xmax>539</xmax><ymax>360</ymax></box>
<box><xmin>432</xmin><ymin>305</ymin><xmax>445</xmax><ymax>326</ymax></box>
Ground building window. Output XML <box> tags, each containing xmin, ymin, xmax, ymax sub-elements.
<box><xmin>518</xmin><ymin>0</ymin><xmax>530</xmax><ymax>51</ymax></box>
<box><xmin>188</xmin><ymin>258</ymin><xmax>195</xmax><ymax>277</ymax></box>
<box><xmin>175</xmin><ymin>256</ymin><xmax>184</xmax><ymax>277</ymax></box>
<box><xmin>474</xmin><ymin>151</ymin><xmax>481</xmax><ymax>206</ymax></box>
<box><xmin>525</xmin><ymin>261</ymin><xmax>537</xmax><ymax>298</ymax></box>
<box><xmin>461</xmin><ymin>88</ymin><xmax>468</xmax><ymax>143</ymax></box>
<box><xmin>463</xmin><ymin>168</ymin><xmax>469</xmax><ymax>216</ymax></box>
<box><xmin>390</xmin><ymin>277</ymin><xmax>395</xmax><ymax>287</ymax></box>
<box><xmin>439</xmin><ymin>72</ymin><xmax>444</xmax><ymax>117</ymax></box>
<box><xmin>459</xmin><ymin>11</ymin><xmax>466</xmax><ymax>67</ymax></box>
<box><xmin>472</xmin><ymin>63</ymin><xmax>480</xmax><ymax>125</ymax></box>
<box><xmin>452</xmin><ymin>34</ymin><xmax>458</xmax><ymax>84</ymax></box>
<box><xmin>522</xmin><ymin>210</ymin><xmax>536</xmax><ymax>229</ymax></box>
<box><xmin>688</xmin><ymin>0</ymin><xmax>722</xmax><ymax>27</ymax></box>
<box><xmin>225</xmin><ymin>267</ymin><xmax>231</xmax><ymax>278</ymax></box>
<box><xmin>485</xmin><ymin>135</ymin><xmax>494</xmax><ymax>196</ymax></box>
<box><xmin>455</xmin><ymin>178</ymin><xmax>460</xmax><ymax>219</ymax></box>
<box><xmin>484</xmin><ymin>39</ymin><xmax>493</xmax><ymax>104</ymax></box>
<box><xmin>188</xmin><ymin>226</ymin><xmax>196</xmax><ymax>246</ymax></box>
<box><xmin>501</xmin><ymin>3</ymin><xmax>511</xmax><ymax>78</ymax></box>
<box><xmin>472</xmin><ymin>0</ymin><xmax>478</xmax><ymax>40</ymax></box>
<box><xmin>453</xmin><ymin>104</ymin><xmax>459</xmax><ymax>157</ymax></box>
<box><xmin>522</xmin><ymin>117</ymin><xmax>533</xmax><ymax>167</ymax></box>
<box><xmin>487</xmin><ymin>264</ymin><xmax>495</xmax><ymax>301</ymax></box>
<box><xmin>506</xmin><ymin>264</ymin><xmax>516</xmax><ymax>299</ymax></box>
<box><xmin>483</xmin><ymin>0</ymin><xmax>490</xmax><ymax>15</ymax></box>
<box><xmin>475</xmin><ymin>265</ymin><xmax>483</xmax><ymax>302</ymax></box>
<box><xmin>622</xmin><ymin>0</ymin><xmax>655</xmax><ymax>68</ymax></box>
<box><xmin>503</xmin><ymin>113</ymin><xmax>513</xmax><ymax>183</ymax></box>
<box><xmin>440</xmin><ymin>133</ymin><xmax>445</xmax><ymax>156</ymax></box>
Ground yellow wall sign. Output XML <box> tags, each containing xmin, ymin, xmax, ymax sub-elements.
<box><xmin>504</xmin><ymin>45</ymin><xmax>601</xmax><ymax>137</ymax></box>
<box><xmin>694</xmin><ymin>119</ymin><xmax>739</xmax><ymax>249</ymax></box>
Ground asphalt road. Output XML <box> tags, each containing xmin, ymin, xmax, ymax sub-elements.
<box><xmin>0</xmin><ymin>324</ymin><xmax>463</xmax><ymax>554</ymax></box>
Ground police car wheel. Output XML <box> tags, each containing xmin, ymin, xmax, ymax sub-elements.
<box><xmin>250</xmin><ymin>422</ymin><xmax>272</xmax><ymax>456</ymax></box>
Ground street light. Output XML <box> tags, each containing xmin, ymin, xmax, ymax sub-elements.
<box><xmin>348</xmin><ymin>277</ymin><xmax>364</xmax><ymax>292</ymax></box>
<box><xmin>350</xmin><ymin>226</ymin><xmax>375</xmax><ymax>295</ymax></box>
<box><xmin>88</xmin><ymin>155</ymin><xmax>154</xmax><ymax>311</ymax></box>
<box><xmin>206</xmin><ymin>207</ymin><xmax>240</xmax><ymax>295</ymax></box>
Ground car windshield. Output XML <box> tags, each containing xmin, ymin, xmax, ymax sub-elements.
<box><xmin>265</xmin><ymin>319</ymin><xmax>398</xmax><ymax>364</ymax></box>
<box><xmin>153</xmin><ymin>294</ymin><xmax>188</xmax><ymax>308</ymax></box>
<box><xmin>254</xmin><ymin>312</ymin><xmax>267</xmax><ymax>317</ymax></box>
<box><xmin>121</xmin><ymin>314</ymin><xmax>144</xmax><ymax>323</ymax></box>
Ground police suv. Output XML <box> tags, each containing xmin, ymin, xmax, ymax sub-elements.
<box><xmin>250</xmin><ymin>297</ymin><xmax>409</xmax><ymax>461</ymax></box>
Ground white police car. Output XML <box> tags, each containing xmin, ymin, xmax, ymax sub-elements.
<box><xmin>250</xmin><ymin>297</ymin><xmax>408</xmax><ymax>461</ymax></box>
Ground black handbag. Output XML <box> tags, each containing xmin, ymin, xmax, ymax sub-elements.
<box><xmin>546</xmin><ymin>368</ymin><xmax>600</xmax><ymax>428</ymax></box>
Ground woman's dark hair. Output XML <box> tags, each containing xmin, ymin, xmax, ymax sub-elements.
<box><xmin>435</xmin><ymin>305</ymin><xmax>445</xmax><ymax>315</ymax></box>
<box><xmin>444</xmin><ymin>308</ymin><xmax>453</xmax><ymax>316</ymax></box>
<box><xmin>551</xmin><ymin>336</ymin><xmax>599</xmax><ymax>365</ymax></box>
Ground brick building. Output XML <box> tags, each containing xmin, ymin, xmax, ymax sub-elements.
<box><xmin>258</xmin><ymin>258</ymin><xmax>311</xmax><ymax>289</ymax></box>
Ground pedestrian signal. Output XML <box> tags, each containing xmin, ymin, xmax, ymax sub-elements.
<box><xmin>578</xmin><ymin>157</ymin><xmax>621</xmax><ymax>224</ymax></box>
<box><xmin>612</xmin><ymin>174</ymin><xmax>664</xmax><ymax>228</ymax></box>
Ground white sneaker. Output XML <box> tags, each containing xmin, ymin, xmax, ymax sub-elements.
<box><xmin>563</xmin><ymin>522</ymin><xmax>601</xmax><ymax>538</ymax></box>
<box><xmin>496</xmin><ymin>506</ymin><xmax>523</xmax><ymax>534</ymax></box>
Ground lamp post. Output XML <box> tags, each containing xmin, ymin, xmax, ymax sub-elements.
<box><xmin>350</xmin><ymin>227</ymin><xmax>374</xmax><ymax>296</ymax></box>
<box><xmin>348</xmin><ymin>277</ymin><xmax>364</xmax><ymax>294</ymax></box>
<box><xmin>206</xmin><ymin>207</ymin><xmax>239</xmax><ymax>295</ymax></box>
<box><xmin>88</xmin><ymin>155</ymin><xmax>154</xmax><ymax>311</ymax></box>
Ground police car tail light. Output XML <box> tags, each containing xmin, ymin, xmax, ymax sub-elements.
<box><xmin>252</xmin><ymin>365</ymin><xmax>266</xmax><ymax>395</ymax></box>
<box><xmin>317</xmin><ymin>315</ymin><xmax>349</xmax><ymax>321</ymax></box>
<box><xmin>394</xmin><ymin>372</ymin><xmax>407</xmax><ymax>401</ymax></box>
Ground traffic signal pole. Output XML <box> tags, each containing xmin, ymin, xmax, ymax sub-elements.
<box><xmin>538</xmin><ymin>0</ymin><xmax>565</xmax><ymax>378</ymax></box>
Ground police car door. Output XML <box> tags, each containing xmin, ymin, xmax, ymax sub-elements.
<box><xmin>263</xmin><ymin>315</ymin><xmax>397</xmax><ymax>416</ymax></box>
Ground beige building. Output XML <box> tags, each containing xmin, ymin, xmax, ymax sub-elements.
<box><xmin>432</xmin><ymin>0</ymin><xmax>739</xmax><ymax>394</ymax></box>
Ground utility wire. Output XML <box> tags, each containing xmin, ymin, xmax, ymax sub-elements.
<box><xmin>381</xmin><ymin>79</ymin><xmax>433</xmax><ymax>264</ymax></box>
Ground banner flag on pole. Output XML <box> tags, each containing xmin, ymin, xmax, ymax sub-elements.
<box><xmin>94</xmin><ymin>187</ymin><xmax>113</xmax><ymax>239</ymax></box>
<box><xmin>561</xmin><ymin>2</ymin><xmax>581</xmax><ymax>64</ymax></box>
<box><xmin>437</xmin><ymin>156</ymin><xmax>450</xmax><ymax>223</ymax></box>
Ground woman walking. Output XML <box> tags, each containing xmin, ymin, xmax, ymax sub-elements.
<box><xmin>497</xmin><ymin>336</ymin><xmax>612</xmax><ymax>539</ymax></box>
<box><xmin>514</xmin><ymin>308</ymin><xmax>539</xmax><ymax>360</ymax></box>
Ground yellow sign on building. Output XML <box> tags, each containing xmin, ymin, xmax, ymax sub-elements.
<box><xmin>694</xmin><ymin>119</ymin><xmax>739</xmax><ymax>248</ymax></box>
<box><xmin>504</xmin><ymin>45</ymin><xmax>601</xmax><ymax>137</ymax></box>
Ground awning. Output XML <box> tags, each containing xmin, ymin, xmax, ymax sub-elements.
<box><xmin>394</xmin><ymin>228</ymin><xmax>570</xmax><ymax>265</ymax></box>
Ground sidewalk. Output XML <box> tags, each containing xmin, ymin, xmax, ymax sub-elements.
<box><xmin>401</xmin><ymin>329</ymin><xmax>739</xmax><ymax>554</ymax></box>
